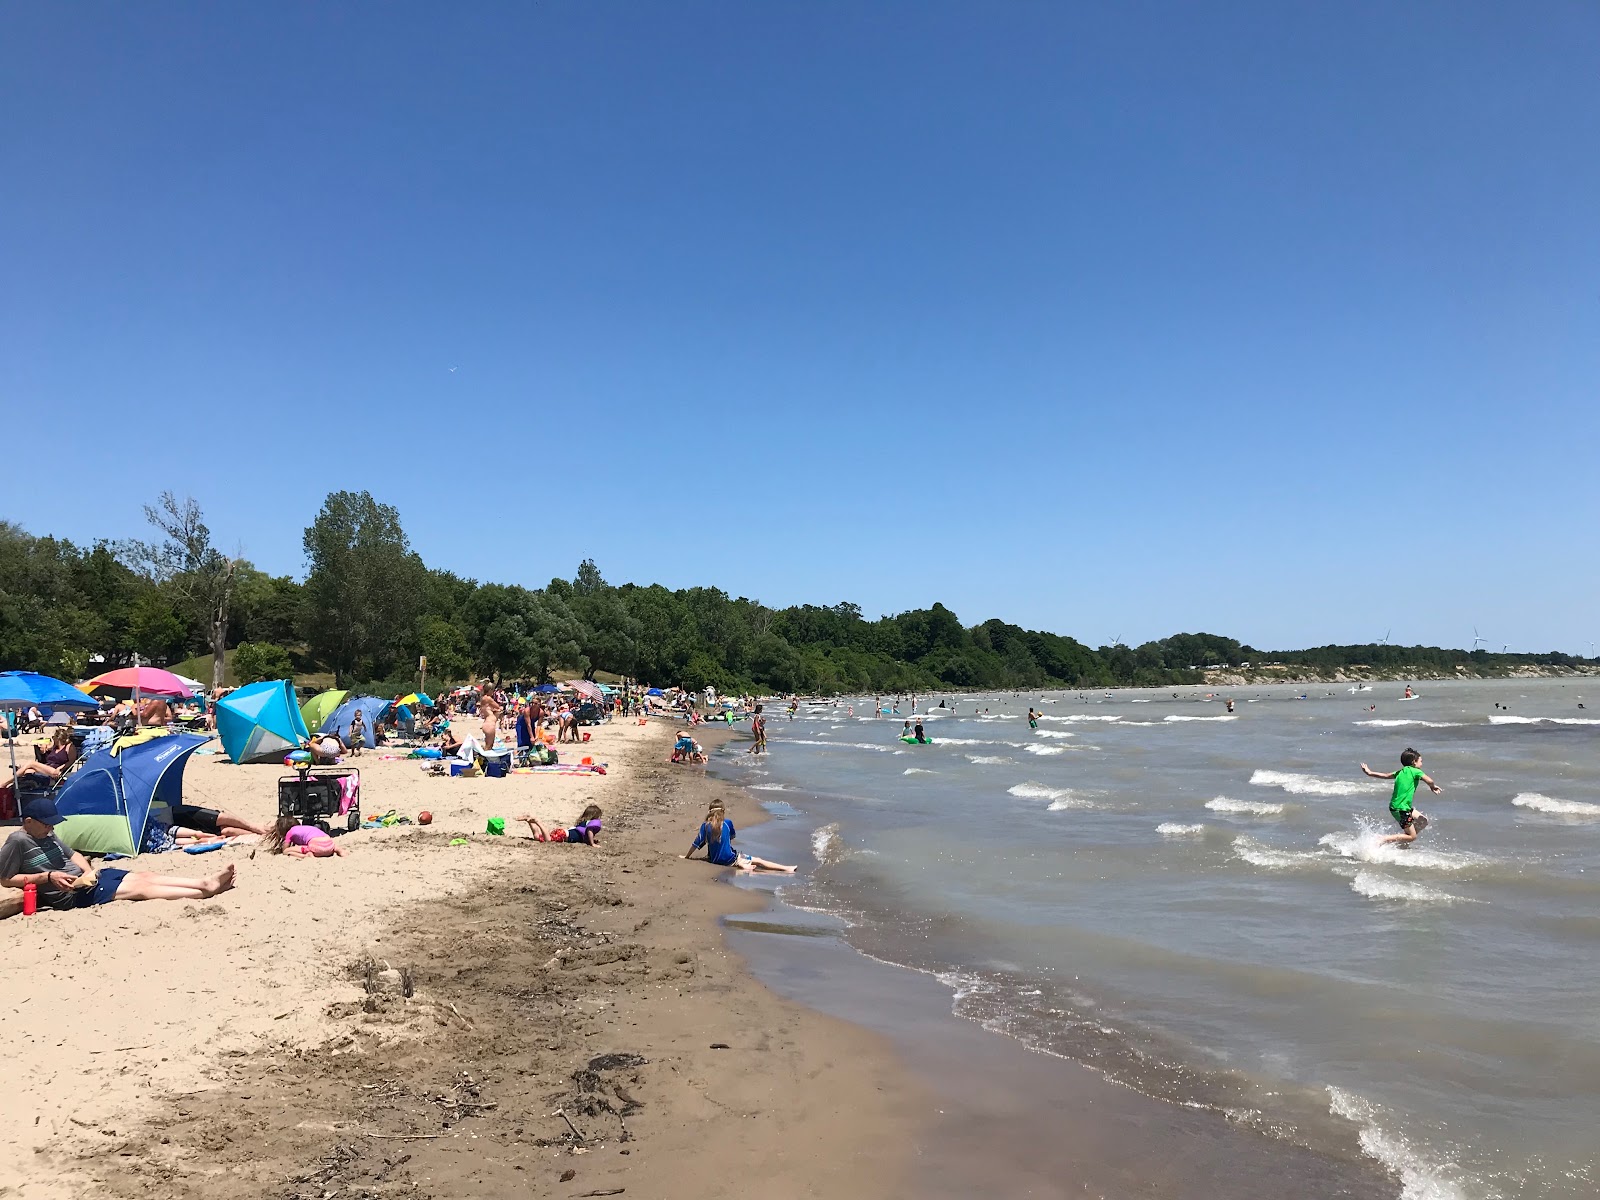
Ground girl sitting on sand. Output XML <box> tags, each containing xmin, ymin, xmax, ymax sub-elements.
<box><xmin>684</xmin><ymin>801</ymin><xmax>796</xmax><ymax>873</ymax></box>
<box><xmin>269</xmin><ymin>815</ymin><xmax>348</xmax><ymax>858</ymax></box>
<box><xmin>520</xmin><ymin>804</ymin><xmax>603</xmax><ymax>845</ymax></box>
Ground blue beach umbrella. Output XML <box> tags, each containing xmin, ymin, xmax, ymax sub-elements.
<box><xmin>0</xmin><ymin>670</ymin><xmax>100</xmax><ymax>781</ymax></box>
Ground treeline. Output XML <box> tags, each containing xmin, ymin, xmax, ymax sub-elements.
<box><xmin>0</xmin><ymin>494</ymin><xmax>1588</xmax><ymax>695</ymax></box>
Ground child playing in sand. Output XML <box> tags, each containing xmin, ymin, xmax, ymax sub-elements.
<box><xmin>1361</xmin><ymin>748</ymin><xmax>1442</xmax><ymax>846</ymax></box>
<box><xmin>270</xmin><ymin>816</ymin><xmax>348</xmax><ymax>857</ymax></box>
<box><xmin>520</xmin><ymin>805</ymin><xmax>603</xmax><ymax>845</ymax></box>
<box><xmin>683</xmin><ymin>801</ymin><xmax>796</xmax><ymax>873</ymax></box>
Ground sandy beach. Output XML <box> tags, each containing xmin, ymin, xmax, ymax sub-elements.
<box><xmin>2</xmin><ymin>718</ymin><xmax>925</xmax><ymax>1200</ymax></box>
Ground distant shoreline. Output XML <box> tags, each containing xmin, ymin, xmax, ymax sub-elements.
<box><xmin>1201</xmin><ymin>664</ymin><xmax>1600</xmax><ymax>687</ymax></box>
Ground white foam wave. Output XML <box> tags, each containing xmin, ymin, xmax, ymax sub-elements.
<box><xmin>1008</xmin><ymin>782</ymin><xmax>1067</xmax><ymax>802</ymax></box>
<box><xmin>1318</xmin><ymin>819</ymin><xmax>1483</xmax><ymax>872</ymax></box>
<box><xmin>1008</xmin><ymin>782</ymin><xmax>1095</xmax><ymax>809</ymax></box>
<box><xmin>1328</xmin><ymin>1087</ymin><xmax>1472</xmax><ymax>1200</ymax></box>
<box><xmin>1489</xmin><ymin>714</ymin><xmax>1600</xmax><ymax>726</ymax></box>
<box><xmin>1354</xmin><ymin>719</ymin><xmax>1463</xmax><ymax>728</ymax></box>
<box><xmin>749</xmin><ymin>783</ymin><xmax>788</xmax><ymax>792</ymax></box>
<box><xmin>902</xmin><ymin>767</ymin><xmax>934</xmax><ymax>776</ymax></box>
<box><xmin>1231</xmin><ymin>836</ymin><xmax>1320</xmax><ymax>871</ymax></box>
<box><xmin>1250</xmin><ymin>769</ymin><xmax>1372</xmax><ymax>797</ymax></box>
<box><xmin>1033</xmin><ymin>729</ymin><xmax>1076</xmax><ymax>738</ymax></box>
<box><xmin>1349</xmin><ymin>870</ymin><xmax>1465</xmax><ymax>904</ymax></box>
<box><xmin>1206</xmin><ymin>797</ymin><xmax>1285</xmax><ymax>816</ymax></box>
<box><xmin>966</xmin><ymin>754</ymin><xmax>1012</xmax><ymax>765</ymax></box>
<box><xmin>1047</xmin><ymin>794</ymin><xmax>1096</xmax><ymax>811</ymax></box>
<box><xmin>1163</xmin><ymin>713</ymin><xmax>1239</xmax><ymax>722</ymax></box>
<box><xmin>784</xmin><ymin>738</ymin><xmax>892</xmax><ymax>752</ymax></box>
<box><xmin>1025</xmin><ymin>745</ymin><xmax>1066</xmax><ymax>756</ymax></box>
<box><xmin>1042</xmin><ymin>714</ymin><xmax>1121</xmax><ymax>723</ymax></box>
<box><xmin>811</xmin><ymin>822</ymin><xmax>844</xmax><ymax>864</ymax></box>
<box><xmin>1156</xmin><ymin>823</ymin><xmax>1206</xmax><ymax>836</ymax></box>
<box><xmin>1512</xmin><ymin>792</ymin><xmax>1600</xmax><ymax>817</ymax></box>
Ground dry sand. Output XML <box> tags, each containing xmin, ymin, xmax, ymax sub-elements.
<box><xmin>1</xmin><ymin>719</ymin><xmax>927</xmax><ymax>1200</ymax></box>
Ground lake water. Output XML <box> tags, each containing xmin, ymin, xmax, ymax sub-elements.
<box><xmin>715</xmin><ymin>678</ymin><xmax>1600</xmax><ymax>1200</ymax></box>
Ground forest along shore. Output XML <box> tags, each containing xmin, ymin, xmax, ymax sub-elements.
<box><xmin>21</xmin><ymin>721</ymin><xmax>925</xmax><ymax>1200</ymax></box>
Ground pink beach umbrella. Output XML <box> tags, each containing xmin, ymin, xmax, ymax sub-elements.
<box><xmin>83</xmin><ymin>666</ymin><xmax>195</xmax><ymax>698</ymax></box>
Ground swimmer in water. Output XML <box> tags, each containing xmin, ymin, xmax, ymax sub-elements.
<box><xmin>1361</xmin><ymin>748</ymin><xmax>1442</xmax><ymax>846</ymax></box>
<box><xmin>1027</xmin><ymin>707</ymin><xmax>1039</xmax><ymax>729</ymax></box>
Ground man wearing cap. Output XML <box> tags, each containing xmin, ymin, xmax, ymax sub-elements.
<box><xmin>0</xmin><ymin>796</ymin><xmax>237</xmax><ymax>910</ymax></box>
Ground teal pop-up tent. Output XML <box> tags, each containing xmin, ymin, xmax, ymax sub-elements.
<box><xmin>53</xmin><ymin>733</ymin><xmax>212</xmax><ymax>855</ymax></box>
<box><xmin>216</xmin><ymin>680</ymin><xmax>309</xmax><ymax>764</ymax></box>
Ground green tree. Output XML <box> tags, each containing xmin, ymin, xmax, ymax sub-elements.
<box><xmin>302</xmin><ymin>491</ymin><xmax>427</xmax><ymax>685</ymax></box>
<box><xmin>233</xmin><ymin>641</ymin><xmax>293</xmax><ymax>684</ymax></box>
<box><xmin>134</xmin><ymin>493</ymin><xmax>240</xmax><ymax>692</ymax></box>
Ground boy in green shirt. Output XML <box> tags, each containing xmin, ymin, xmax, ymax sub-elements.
<box><xmin>1361</xmin><ymin>747</ymin><xmax>1442</xmax><ymax>846</ymax></box>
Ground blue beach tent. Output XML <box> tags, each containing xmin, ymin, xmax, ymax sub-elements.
<box><xmin>53</xmin><ymin>732</ymin><xmax>212</xmax><ymax>855</ymax></box>
<box><xmin>319</xmin><ymin>695</ymin><xmax>392</xmax><ymax>748</ymax></box>
<box><xmin>216</xmin><ymin>679</ymin><xmax>309</xmax><ymax>764</ymax></box>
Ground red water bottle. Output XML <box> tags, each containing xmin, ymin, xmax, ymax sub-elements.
<box><xmin>22</xmin><ymin>882</ymin><xmax>37</xmax><ymax>916</ymax></box>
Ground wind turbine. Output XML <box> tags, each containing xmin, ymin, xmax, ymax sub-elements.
<box><xmin>1471</xmin><ymin>628</ymin><xmax>1488</xmax><ymax>651</ymax></box>
<box><xmin>1501</xmin><ymin>644</ymin><xmax>1509</xmax><ymax>654</ymax></box>
<box><xmin>1378</xmin><ymin>629</ymin><xmax>1391</xmax><ymax>647</ymax></box>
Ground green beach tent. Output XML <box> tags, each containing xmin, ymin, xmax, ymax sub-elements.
<box><xmin>300</xmin><ymin>688</ymin><xmax>348</xmax><ymax>734</ymax></box>
<box><xmin>216</xmin><ymin>679</ymin><xmax>309</xmax><ymax>764</ymax></box>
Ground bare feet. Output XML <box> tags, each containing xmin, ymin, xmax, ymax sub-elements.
<box><xmin>203</xmin><ymin>864</ymin><xmax>238</xmax><ymax>896</ymax></box>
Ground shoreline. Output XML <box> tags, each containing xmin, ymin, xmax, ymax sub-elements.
<box><xmin>6</xmin><ymin>719</ymin><xmax>929</xmax><ymax>1200</ymax></box>
<box><xmin>7</xmin><ymin>714</ymin><xmax>1405</xmax><ymax>1200</ymax></box>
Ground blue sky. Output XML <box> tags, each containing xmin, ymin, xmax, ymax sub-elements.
<box><xmin>4</xmin><ymin>2</ymin><xmax>1596</xmax><ymax>654</ymax></box>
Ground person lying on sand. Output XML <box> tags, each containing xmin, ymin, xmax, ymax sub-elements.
<box><xmin>684</xmin><ymin>802</ymin><xmax>795</xmax><ymax>873</ymax></box>
<box><xmin>520</xmin><ymin>805</ymin><xmax>603</xmax><ymax>845</ymax></box>
<box><xmin>170</xmin><ymin>801</ymin><xmax>269</xmax><ymax>840</ymax></box>
<box><xmin>0</xmin><ymin>797</ymin><xmax>238</xmax><ymax>908</ymax></box>
<box><xmin>269</xmin><ymin>816</ymin><xmax>348</xmax><ymax>858</ymax></box>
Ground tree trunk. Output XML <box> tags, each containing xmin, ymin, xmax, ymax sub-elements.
<box><xmin>211</xmin><ymin>613</ymin><xmax>228</xmax><ymax>693</ymax></box>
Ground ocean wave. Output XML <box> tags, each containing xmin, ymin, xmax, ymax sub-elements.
<box><xmin>1025</xmin><ymin>745</ymin><xmax>1066</xmax><ymax>756</ymax></box>
<box><xmin>967</xmin><ymin>754</ymin><xmax>1012</xmax><ymax>765</ymax></box>
<box><xmin>1206</xmin><ymin>797</ymin><xmax>1285</xmax><ymax>816</ymax></box>
<box><xmin>936</xmin><ymin>736</ymin><xmax>1025</xmax><ymax>747</ymax></box>
<box><xmin>1348</xmin><ymin>870</ymin><xmax>1467</xmax><ymax>905</ymax></box>
<box><xmin>1488</xmin><ymin>715</ymin><xmax>1600</xmax><ymax>726</ymax></box>
<box><xmin>1009</xmin><ymin>782</ymin><xmax>1095</xmax><ymax>809</ymax></box>
<box><xmin>1163</xmin><ymin>714</ymin><xmax>1239</xmax><ymax>723</ymax></box>
<box><xmin>1354</xmin><ymin>719</ymin><xmax>1464</xmax><ymax>728</ymax></box>
<box><xmin>783</xmin><ymin>738</ymin><xmax>893</xmax><ymax>752</ymax></box>
<box><xmin>1047</xmin><ymin>794</ymin><xmax>1096</xmax><ymax>811</ymax></box>
<box><xmin>902</xmin><ymin>767</ymin><xmax>935</xmax><ymax>776</ymax></box>
<box><xmin>1042</xmin><ymin>714</ymin><xmax>1121</xmax><ymax>723</ymax></box>
<box><xmin>1250</xmin><ymin>769</ymin><xmax>1373</xmax><ymax>797</ymax></box>
<box><xmin>811</xmin><ymin>822</ymin><xmax>845</xmax><ymax>865</ymax></box>
<box><xmin>749</xmin><ymin>783</ymin><xmax>788</xmax><ymax>792</ymax></box>
<box><xmin>1008</xmin><ymin>782</ymin><xmax>1068</xmax><ymax>802</ymax></box>
<box><xmin>1512</xmin><ymin>792</ymin><xmax>1600</xmax><ymax>817</ymax></box>
<box><xmin>1034</xmin><ymin>729</ymin><xmax>1076</xmax><ymax>738</ymax></box>
<box><xmin>1318</xmin><ymin>819</ymin><xmax>1484</xmax><ymax>872</ymax></box>
<box><xmin>1231</xmin><ymin>836</ymin><xmax>1321</xmax><ymax>871</ymax></box>
<box><xmin>1156</xmin><ymin>823</ymin><xmax>1206</xmax><ymax>836</ymax></box>
<box><xmin>1328</xmin><ymin>1087</ymin><xmax>1473</xmax><ymax>1200</ymax></box>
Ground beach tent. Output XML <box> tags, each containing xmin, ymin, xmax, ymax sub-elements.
<box><xmin>53</xmin><ymin>732</ymin><xmax>211</xmax><ymax>855</ymax></box>
<box><xmin>533</xmin><ymin>683</ymin><xmax>559</xmax><ymax>694</ymax></box>
<box><xmin>216</xmin><ymin>680</ymin><xmax>308</xmax><ymax>764</ymax></box>
<box><xmin>319</xmin><ymin>695</ymin><xmax>392</xmax><ymax>748</ymax></box>
<box><xmin>300</xmin><ymin>689</ymin><xmax>348</xmax><ymax>733</ymax></box>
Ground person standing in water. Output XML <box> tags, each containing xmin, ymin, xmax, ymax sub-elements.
<box><xmin>1027</xmin><ymin>707</ymin><xmax>1039</xmax><ymax>729</ymax></box>
<box><xmin>1361</xmin><ymin>748</ymin><xmax>1442</xmax><ymax>846</ymax></box>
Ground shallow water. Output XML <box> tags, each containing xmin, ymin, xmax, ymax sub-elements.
<box><xmin>721</xmin><ymin>678</ymin><xmax>1600</xmax><ymax>1200</ymax></box>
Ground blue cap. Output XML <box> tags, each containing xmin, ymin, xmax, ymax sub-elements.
<box><xmin>21</xmin><ymin>795</ymin><xmax>66</xmax><ymax>827</ymax></box>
